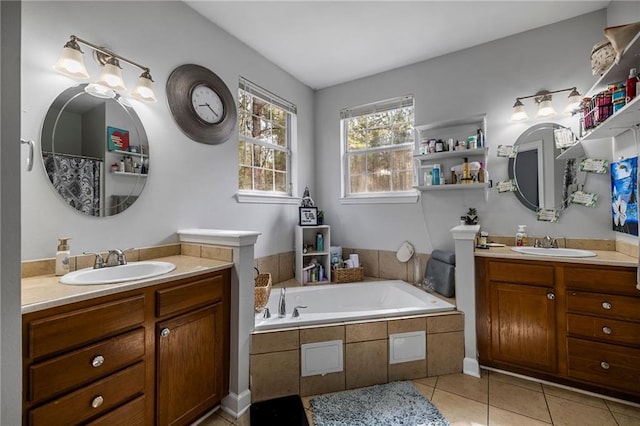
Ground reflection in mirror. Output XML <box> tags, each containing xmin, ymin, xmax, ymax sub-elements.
<box><xmin>41</xmin><ymin>84</ymin><xmax>149</xmax><ymax>217</ymax></box>
<box><xmin>508</xmin><ymin>122</ymin><xmax>586</xmax><ymax>213</ymax></box>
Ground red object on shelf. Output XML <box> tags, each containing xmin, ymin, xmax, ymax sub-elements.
<box><xmin>626</xmin><ymin>68</ymin><xmax>638</xmax><ymax>103</ymax></box>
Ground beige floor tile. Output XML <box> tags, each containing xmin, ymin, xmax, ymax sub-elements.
<box><xmin>488</xmin><ymin>406</ymin><xmax>551</xmax><ymax>426</ymax></box>
<box><xmin>606</xmin><ymin>400</ymin><xmax>640</xmax><ymax>418</ymax></box>
<box><xmin>413</xmin><ymin>381</ymin><xmax>435</xmax><ymax>400</ymax></box>
<box><xmin>436</xmin><ymin>372</ymin><xmax>488</xmax><ymax>403</ymax></box>
<box><xmin>546</xmin><ymin>395</ymin><xmax>617</xmax><ymax>426</ymax></box>
<box><xmin>413</xmin><ymin>376</ymin><xmax>438</xmax><ymax>388</ymax></box>
<box><xmin>306</xmin><ymin>408</ymin><xmax>315</xmax><ymax>426</ymax></box>
<box><xmin>233</xmin><ymin>411</ymin><xmax>251</xmax><ymax>426</ymax></box>
<box><xmin>431</xmin><ymin>388</ymin><xmax>488</xmax><ymax>426</ymax></box>
<box><xmin>612</xmin><ymin>412</ymin><xmax>640</xmax><ymax>426</ymax></box>
<box><xmin>542</xmin><ymin>384</ymin><xmax>607</xmax><ymax>409</ymax></box>
<box><xmin>489</xmin><ymin>370</ymin><xmax>543</xmax><ymax>392</ymax></box>
<box><xmin>489</xmin><ymin>379</ymin><xmax>551</xmax><ymax>423</ymax></box>
<box><xmin>197</xmin><ymin>411</ymin><xmax>233</xmax><ymax>426</ymax></box>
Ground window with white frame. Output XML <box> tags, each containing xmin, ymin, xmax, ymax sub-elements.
<box><xmin>238</xmin><ymin>78</ymin><xmax>296</xmax><ymax>196</ymax></box>
<box><xmin>341</xmin><ymin>96</ymin><xmax>414</xmax><ymax>197</ymax></box>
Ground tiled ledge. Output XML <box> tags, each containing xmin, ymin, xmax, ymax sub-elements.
<box><xmin>22</xmin><ymin>242</ymin><xmax>233</xmax><ymax>278</ymax></box>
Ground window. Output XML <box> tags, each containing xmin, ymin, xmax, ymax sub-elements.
<box><xmin>238</xmin><ymin>78</ymin><xmax>296</xmax><ymax>200</ymax></box>
<box><xmin>341</xmin><ymin>96</ymin><xmax>415</xmax><ymax>201</ymax></box>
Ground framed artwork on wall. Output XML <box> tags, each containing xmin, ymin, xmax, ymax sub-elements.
<box><xmin>299</xmin><ymin>207</ymin><xmax>318</xmax><ymax>226</ymax></box>
<box><xmin>107</xmin><ymin>126</ymin><xmax>130</xmax><ymax>151</ymax></box>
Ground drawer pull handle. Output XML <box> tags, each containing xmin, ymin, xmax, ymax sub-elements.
<box><xmin>91</xmin><ymin>395</ymin><xmax>104</xmax><ymax>408</ymax></box>
<box><xmin>601</xmin><ymin>301</ymin><xmax>612</xmax><ymax>310</ymax></box>
<box><xmin>546</xmin><ymin>292</ymin><xmax>555</xmax><ymax>300</ymax></box>
<box><xmin>91</xmin><ymin>355</ymin><xmax>105</xmax><ymax>368</ymax></box>
<box><xmin>600</xmin><ymin>361</ymin><xmax>610</xmax><ymax>370</ymax></box>
<box><xmin>161</xmin><ymin>328</ymin><xmax>170</xmax><ymax>337</ymax></box>
<box><xmin>602</xmin><ymin>326</ymin><xmax>613</xmax><ymax>335</ymax></box>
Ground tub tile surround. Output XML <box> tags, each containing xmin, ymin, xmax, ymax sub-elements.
<box><xmin>249</xmin><ymin>312</ymin><xmax>464</xmax><ymax>402</ymax></box>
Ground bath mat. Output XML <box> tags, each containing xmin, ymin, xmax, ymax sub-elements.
<box><xmin>250</xmin><ymin>394</ymin><xmax>309</xmax><ymax>426</ymax></box>
<box><xmin>310</xmin><ymin>381</ymin><xmax>449</xmax><ymax>426</ymax></box>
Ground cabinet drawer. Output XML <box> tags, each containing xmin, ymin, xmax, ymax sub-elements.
<box><xmin>85</xmin><ymin>395</ymin><xmax>145</xmax><ymax>426</ymax></box>
<box><xmin>29</xmin><ymin>361</ymin><xmax>145</xmax><ymax>426</ymax></box>
<box><xmin>28</xmin><ymin>295</ymin><xmax>145</xmax><ymax>359</ymax></box>
<box><xmin>29</xmin><ymin>328</ymin><xmax>145</xmax><ymax>403</ymax></box>
<box><xmin>567</xmin><ymin>313</ymin><xmax>640</xmax><ymax>347</ymax></box>
<box><xmin>487</xmin><ymin>261</ymin><xmax>554</xmax><ymax>286</ymax></box>
<box><xmin>567</xmin><ymin>338</ymin><xmax>640</xmax><ymax>394</ymax></box>
<box><xmin>156</xmin><ymin>273</ymin><xmax>223</xmax><ymax>317</ymax></box>
<box><xmin>567</xmin><ymin>291</ymin><xmax>640</xmax><ymax>322</ymax></box>
<box><xmin>564</xmin><ymin>266</ymin><xmax>638</xmax><ymax>295</ymax></box>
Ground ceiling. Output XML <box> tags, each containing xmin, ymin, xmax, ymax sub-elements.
<box><xmin>185</xmin><ymin>1</ymin><xmax>610</xmax><ymax>90</ymax></box>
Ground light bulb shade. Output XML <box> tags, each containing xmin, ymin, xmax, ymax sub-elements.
<box><xmin>536</xmin><ymin>96</ymin><xmax>556</xmax><ymax>119</ymax></box>
<box><xmin>131</xmin><ymin>71</ymin><xmax>157</xmax><ymax>102</ymax></box>
<box><xmin>96</xmin><ymin>58</ymin><xmax>126</xmax><ymax>91</ymax></box>
<box><xmin>510</xmin><ymin>99</ymin><xmax>529</xmax><ymax>122</ymax></box>
<box><xmin>564</xmin><ymin>88</ymin><xmax>582</xmax><ymax>114</ymax></box>
<box><xmin>84</xmin><ymin>83</ymin><xmax>116</xmax><ymax>99</ymax></box>
<box><xmin>53</xmin><ymin>45</ymin><xmax>89</xmax><ymax>79</ymax></box>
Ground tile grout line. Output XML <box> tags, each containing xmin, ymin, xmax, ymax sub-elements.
<box><xmin>541</xmin><ymin>383</ymin><xmax>555</xmax><ymax>425</ymax></box>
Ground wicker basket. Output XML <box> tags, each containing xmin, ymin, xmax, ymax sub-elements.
<box><xmin>332</xmin><ymin>266</ymin><xmax>364</xmax><ymax>283</ymax></box>
<box><xmin>254</xmin><ymin>272</ymin><xmax>272</xmax><ymax>312</ymax></box>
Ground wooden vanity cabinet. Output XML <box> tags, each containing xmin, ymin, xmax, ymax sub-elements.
<box><xmin>476</xmin><ymin>257</ymin><xmax>640</xmax><ymax>401</ymax></box>
<box><xmin>22</xmin><ymin>268</ymin><xmax>231</xmax><ymax>425</ymax></box>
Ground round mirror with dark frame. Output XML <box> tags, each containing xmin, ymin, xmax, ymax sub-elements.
<box><xmin>41</xmin><ymin>84</ymin><xmax>149</xmax><ymax>217</ymax></box>
<box><xmin>508</xmin><ymin>122</ymin><xmax>586</xmax><ymax>214</ymax></box>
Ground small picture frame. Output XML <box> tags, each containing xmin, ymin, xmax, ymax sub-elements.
<box><xmin>299</xmin><ymin>207</ymin><xmax>318</xmax><ymax>226</ymax></box>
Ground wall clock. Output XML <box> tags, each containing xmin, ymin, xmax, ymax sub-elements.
<box><xmin>166</xmin><ymin>64</ymin><xmax>237</xmax><ymax>145</ymax></box>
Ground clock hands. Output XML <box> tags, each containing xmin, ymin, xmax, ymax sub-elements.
<box><xmin>196</xmin><ymin>103</ymin><xmax>220</xmax><ymax>118</ymax></box>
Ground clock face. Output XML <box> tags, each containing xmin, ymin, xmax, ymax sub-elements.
<box><xmin>191</xmin><ymin>84</ymin><xmax>224</xmax><ymax>124</ymax></box>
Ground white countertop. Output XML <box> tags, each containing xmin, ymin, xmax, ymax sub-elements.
<box><xmin>22</xmin><ymin>255</ymin><xmax>233</xmax><ymax>314</ymax></box>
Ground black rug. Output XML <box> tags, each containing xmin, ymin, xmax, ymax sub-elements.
<box><xmin>250</xmin><ymin>394</ymin><xmax>309</xmax><ymax>426</ymax></box>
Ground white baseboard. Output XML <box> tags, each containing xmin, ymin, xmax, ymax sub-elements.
<box><xmin>463</xmin><ymin>357</ymin><xmax>481</xmax><ymax>378</ymax></box>
<box><xmin>222</xmin><ymin>389</ymin><xmax>252</xmax><ymax>418</ymax></box>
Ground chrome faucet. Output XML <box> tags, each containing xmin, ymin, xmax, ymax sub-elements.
<box><xmin>278</xmin><ymin>288</ymin><xmax>286</xmax><ymax>318</ymax></box>
<box><xmin>105</xmin><ymin>249</ymin><xmax>127</xmax><ymax>267</ymax></box>
<box><xmin>535</xmin><ymin>236</ymin><xmax>558</xmax><ymax>248</ymax></box>
<box><xmin>84</xmin><ymin>252</ymin><xmax>105</xmax><ymax>269</ymax></box>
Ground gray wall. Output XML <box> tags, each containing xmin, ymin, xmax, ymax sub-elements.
<box><xmin>314</xmin><ymin>10</ymin><xmax>617</xmax><ymax>253</ymax></box>
<box><xmin>1</xmin><ymin>1</ymin><xmax>22</xmax><ymax>423</ymax></box>
<box><xmin>21</xmin><ymin>1</ymin><xmax>315</xmax><ymax>260</ymax></box>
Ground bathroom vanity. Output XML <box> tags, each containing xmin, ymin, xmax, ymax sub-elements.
<box><xmin>475</xmin><ymin>249</ymin><xmax>639</xmax><ymax>402</ymax></box>
<box><xmin>21</xmin><ymin>256</ymin><xmax>232</xmax><ymax>426</ymax></box>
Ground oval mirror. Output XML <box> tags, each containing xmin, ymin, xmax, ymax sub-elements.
<box><xmin>508</xmin><ymin>122</ymin><xmax>586</xmax><ymax>213</ymax></box>
<box><xmin>41</xmin><ymin>84</ymin><xmax>149</xmax><ymax>217</ymax></box>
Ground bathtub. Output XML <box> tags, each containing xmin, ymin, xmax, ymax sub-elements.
<box><xmin>254</xmin><ymin>280</ymin><xmax>456</xmax><ymax>331</ymax></box>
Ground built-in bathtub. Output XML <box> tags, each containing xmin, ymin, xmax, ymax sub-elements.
<box><xmin>254</xmin><ymin>280</ymin><xmax>456</xmax><ymax>331</ymax></box>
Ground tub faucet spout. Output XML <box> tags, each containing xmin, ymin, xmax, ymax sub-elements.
<box><xmin>278</xmin><ymin>288</ymin><xmax>286</xmax><ymax>318</ymax></box>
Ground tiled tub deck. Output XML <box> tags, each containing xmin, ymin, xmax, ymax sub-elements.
<box><xmin>250</xmin><ymin>312</ymin><xmax>464</xmax><ymax>402</ymax></box>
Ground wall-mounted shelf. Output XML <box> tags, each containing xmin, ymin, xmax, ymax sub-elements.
<box><xmin>414</xmin><ymin>147</ymin><xmax>488</xmax><ymax>162</ymax></box>
<box><xmin>414</xmin><ymin>182</ymin><xmax>489</xmax><ymax>191</ymax></box>
<box><xmin>112</xmin><ymin>171</ymin><xmax>147</xmax><ymax>177</ymax></box>
<box><xmin>112</xmin><ymin>149</ymin><xmax>148</xmax><ymax>158</ymax></box>
<box><xmin>580</xmin><ymin>96</ymin><xmax>640</xmax><ymax>142</ymax></box>
<box><xmin>586</xmin><ymin>32</ymin><xmax>640</xmax><ymax>95</ymax></box>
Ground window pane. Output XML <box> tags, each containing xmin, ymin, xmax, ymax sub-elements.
<box><xmin>369</xmin><ymin>127</ymin><xmax>392</xmax><ymax>147</ymax></box>
<box><xmin>391</xmin><ymin>149</ymin><xmax>412</xmax><ymax>171</ymax></box>
<box><xmin>368</xmin><ymin>172</ymin><xmax>391</xmax><ymax>192</ymax></box>
<box><xmin>254</xmin><ymin>168</ymin><xmax>273</xmax><ymax>191</ymax></box>
<box><xmin>253</xmin><ymin>145</ymin><xmax>274</xmax><ymax>169</ymax></box>
<box><xmin>272</xmin><ymin>125</ymin><xmax>286</xmax><ymax>147</ymax></box>
<box><xmin>239</xmin><ymin>166</ymin><xmax>253</xmax><ymax>190</ymax></box>
<box><xmin>349</xmin><ymin>153</ymin><xmax>366</xmax><ymax>176</ymax></box>
<box><xmin>274</xmin><ymin>150</ymin><xmax>287</xmax><ymax>171</ymax></box>
<box><xmin>239</xmin><ymin>139</ymin><xmax>252</xmax><ymax>166</ymax></box>
<box><xmin>272</xmin><ymin>108</ymin><xmax>286</xmax><ymax>128</ymax></box>
<box><xmin>275</xmin><ymin>171</ymin><xmax>287</xmax><ymax>193</ymax></box>
<box><xmin>347</xmin><ymin>117</ymin><xmax>367</xmax><ymax>152</ymax></box>
<box><xmin>350</xmin><ymin>175</ymin><xmax>366</xmax><ymax>193</ymax></box>
<box><xmin>392</xmin><ymin>171</ymin><xmax>412</xmax><ymax>191</ymax></box>
<box><xmin>366</xmin><ymin>151</ymin><xmax>390</xmax><ymax>175</ymax></box>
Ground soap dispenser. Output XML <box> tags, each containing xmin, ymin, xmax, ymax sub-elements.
<box><xmin>515</xmin><ymin>225</ymin><xmax>528</xmax><ymax>247</ymax></box>
<box><xmin>55</xmin><ymin>238</ymin><xmax>71</xmax><ymax>276</ymax></box>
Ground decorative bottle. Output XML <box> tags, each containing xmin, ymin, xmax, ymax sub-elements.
<box><xmin>515</xmin><ymin>225</ymin><xmax>528</xmax><ymax>247</ymax></box>
<box><xmin>55</xmin><ymin>238</ymin><xmax>71</xmax><ymax>276</ymax></box>
<box><xmin>626</xmin><ymin>68</ymin><xmax>638</xmax><ymax>104</ymax></box>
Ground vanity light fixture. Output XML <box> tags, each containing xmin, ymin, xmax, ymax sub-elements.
<box><xmin>53</xmin><ymin>35</ymin><xmax>157</xmax><ymax>102</ymax></box>
<box><xmin>509</xmin><ymin>87</ymin><xmax>581</xmax><ymax>122</ymax></box>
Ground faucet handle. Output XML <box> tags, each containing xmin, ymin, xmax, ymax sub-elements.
<box><xmin>292</xmin><ymin>305</ymin><xmax>308</xmax><ymax>318</ymax></box>
<box><xmin>83</xmin><ymin>252</ymin><xmax>105</xmax><ymax>269</ymax></box>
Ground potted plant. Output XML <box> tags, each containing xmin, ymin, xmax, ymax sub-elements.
<box><xmin>465</xmin><ymin>208</ymin><xmax>478</xmax><ymax>225</ymax></box>
<box><xmin>317</xmin><ymin>210</ymin><xmax>325</xmax><ymax>225</ymax></box>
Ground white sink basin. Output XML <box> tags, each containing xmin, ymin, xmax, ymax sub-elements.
<box><xmin>511</xmin><ymin>247</ymin><xmax>596</xmax><ymax>258</ymax></box>
<box><xmin>60</xmin><ymin>261</ymin><xmax>176</xmax><ymax>285</ymax></box>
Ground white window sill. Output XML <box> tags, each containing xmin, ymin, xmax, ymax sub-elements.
<box><xmin>340</xmin><ymin>191</ymin><xmax>419</xmax><ymax>205</ymax></box>
<box><xmin>236</xmin><ymin>192</ymin><xmax>300</xmax><ymax>205</ymax></box>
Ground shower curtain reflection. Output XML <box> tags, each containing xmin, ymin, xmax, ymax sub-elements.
<box><xmin>43</xmin><ymin>152</ymin><xmax>102</xmax><ymax>216</ymax></box>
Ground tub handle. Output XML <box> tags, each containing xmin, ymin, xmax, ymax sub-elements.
<box><xmin>292</xmin><ymin>305</ymin><xmax>307</xmax><ymax>318</ymax></box>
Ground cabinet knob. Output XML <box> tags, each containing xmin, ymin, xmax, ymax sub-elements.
<box><xmin>546</xmin><ymin>292</ymin><xmax>555</xmax><ymax>300</ymax></box>
<box><xmin>160</xmin><ymin>328</ymin><xmax>170</xmax><ymax>337</ymax></box>
<box><xmin>600</xmin><ymin>361</ymin><xmax>610</xmax><ymax>370</ymax></box>
<box><xmin>91</xmin><ymin>355</ymin><xmax>105</xmax><ymax>368</ymax></box>
<box><xmin>601</xmin><ymin>301</ymin><xmax>612</xmax><ymax>310</ymax></box>
<box><xmin>602</xmin><ymin>326</ymin><xmax>613</xmax><ymax>335</ymax></box>
<box><xmin>91</xmin><ymin>395</ymin><xmax>104</xmax><ymax>408</ymax></box>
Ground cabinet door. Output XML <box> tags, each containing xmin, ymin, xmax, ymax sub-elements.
<box><xmin>490</xmin><ymin>282</ymin><xmax>557</xmax><ymax>373</ymax></box>
<box><xmin>157</xmin><ymin>304</ymin><xmax>223</xmax><ymax>426</ymax></box>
